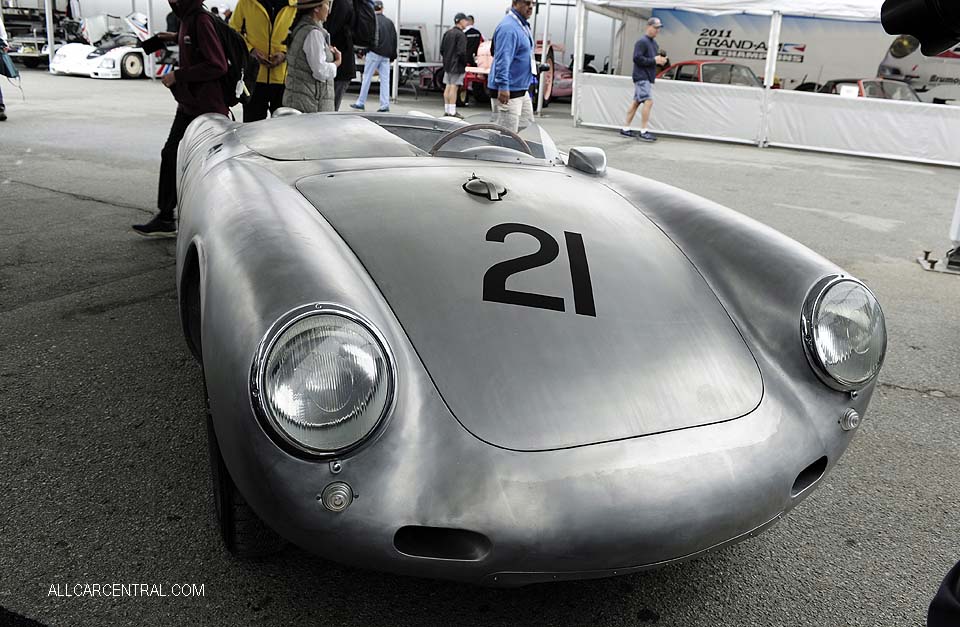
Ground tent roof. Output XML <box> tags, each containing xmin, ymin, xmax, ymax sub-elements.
<box><xmin>582</xmin><ymin>0</ymin><xmax>882</xmax><ymax>21</ymax></box>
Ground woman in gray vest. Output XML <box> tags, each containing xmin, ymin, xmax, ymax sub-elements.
<box><xmin>282</xmin><ymin>0</ymin><xmax>342</xmax><ymax>113</ymax></box>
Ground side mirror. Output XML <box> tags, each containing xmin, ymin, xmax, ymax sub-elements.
<box><xmin>566</xmin><ymin>147</ymin><xmax>607</xmax><ymax>176</ymax></box>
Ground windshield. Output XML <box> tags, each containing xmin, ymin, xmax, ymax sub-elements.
<box><xmin>375</xmin><ymin>112</ymin><xmax>562</xmax><ymax>166</ymax></box>
<box><xmin>701</xmin><ymin>63</ymin><xmax>762</xmax><ymax>87</ymax></box>
<box><xmin>881</xmin><ymin>81</ymin><xmax>920</xmax><ymax>102</ymax></box>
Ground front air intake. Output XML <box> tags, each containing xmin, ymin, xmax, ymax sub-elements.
<box><xmin>394</xmin><ymin>526</ymin><xmax>492</xmax><ymax>561</ymax></box>
<box><xmin>791</xmin><ymin>456</ymin><xmax>828</xmax><ymax>497</ymax></box>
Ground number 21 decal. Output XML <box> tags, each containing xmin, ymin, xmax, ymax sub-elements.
<box><xmin>483</xmin><ymin>222</ymin><xmax>597</xmax><ymax>317</ymax></box>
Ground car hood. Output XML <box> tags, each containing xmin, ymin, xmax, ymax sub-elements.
<box><xmin>52</xmin><ymin>44</ymin><xmax>96</xmax><ymax>62</ymax></box>
<box><xmin>297</xmin><ymin>164</ymin><xmax>763</xmax><ymax>451</ymax></box>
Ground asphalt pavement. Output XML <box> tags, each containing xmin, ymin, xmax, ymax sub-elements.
<box><xmin>1</xmin><ymin>69</ymin><xmax>959</xmax><ymax>627</ymax></box>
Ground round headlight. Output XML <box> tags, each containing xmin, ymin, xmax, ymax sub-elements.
<box><xmin>802</xmin><ymin>277</ymin><xmax>886</xmax><ymax>391</ymax></box>
<box><xmin>888</xmin><ymin>35</ymin><xmax>920</xmax><ymax>59</ymax></box>
<box><xmin>254</xmin><ymin>305</ymin><xmax>394</xmax><ymax>455</ymax></box>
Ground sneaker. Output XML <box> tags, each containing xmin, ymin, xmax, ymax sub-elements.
<box><xmin>619</xmin><ymin>128</ymin><xmax>634</xmax><ymax>138</ymax></box>
<box><xmin>0</xmin><ymin>107</ymin><xmax>6</xmax><ymax>122</ymax></box>
<box><xmin>637</xmin><ymin>131</ymin><xmax>658</xmax><ymax>142</ymax></box>
<box><xmin>445</xmin><ymin>111</ymin><xmax>464</xmax><ymax>119</ymax></box>
<box><xmin>132</xmin><ymin>215</ymin><xmax>177</xmax><ymax>238</ymax></box>
<box><xmin>349</xmin><ymin>103</ymin><xmax>365</xmax><ymax>111</ymax></box>
<box><xmin>377</xmin><ymin>106</ymin><xmax>390</xmax><ymax>113</ymax></box>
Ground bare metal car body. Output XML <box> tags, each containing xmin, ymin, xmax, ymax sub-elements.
<box><xmin>174</xmin><ymin>112</ymin><xmax>883</xmax><ymax>586</ymax></box>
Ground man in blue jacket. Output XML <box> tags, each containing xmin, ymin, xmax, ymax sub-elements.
<box><xmin>622</xmin><ymin>17</ymin><xmax>667</xmax><ymax>142</ymax></box>
<box><xmin>488</xmin><ymin>0</ymin><xmax>535</xmax><ymax>133</ymax></box>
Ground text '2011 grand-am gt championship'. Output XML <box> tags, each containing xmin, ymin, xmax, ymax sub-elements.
<box><xmin>174</xmin><ymin>111</ymin><xmax>886</xmax><ymax>586</ymax></box>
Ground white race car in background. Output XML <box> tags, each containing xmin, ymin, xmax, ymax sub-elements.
<box><xmin>50</xmin><ymin>13</ymin><xmax>176</xmax><ymax>80</ymax></box>
<box><xmin>51</xmin><ymin>33</ymin><xmax>149</xmax><ymax>78</ymax></box>
<box><xmin>879</xmin><ymin>35</ymin><xmax>960</xmax><ymax>103</ymax></box>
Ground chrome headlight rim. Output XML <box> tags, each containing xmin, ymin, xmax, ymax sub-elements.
<box><xmin>801</xmin><ymin>275</ymin><xmax>887</xmax><ymax>392</ymax></box>
<box><xmin>250</xmin><ymin>302</ymin><xmax>397</xmax><ymax>459</ymax></box>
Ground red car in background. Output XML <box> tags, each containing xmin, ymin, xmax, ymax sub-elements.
<box><xmin>658</xmin><ymin>60</ymin><xmax>763</xmax><ymax>87</ymax></box>
<box><xmin>464</xmin><ymin>40</ymin><xmax>574</xmax><ymax>106</ymax></box>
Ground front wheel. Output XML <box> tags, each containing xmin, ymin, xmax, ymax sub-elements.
<box><xmin>23</xmin><ymin>57</ymin><xmax>41</xmax><ymax>69</ymax></box>
<box><xmin>120</xmin><ymin>53</ymin><xmax>144</xmax><ymax>79</ymax></box>
<box><xmin>206</xmin><ymin>384</ymin><xmax>283</xmax><ymax>558</ymax></box>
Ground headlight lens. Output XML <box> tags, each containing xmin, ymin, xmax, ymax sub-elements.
<box><xmin>888</xmin><ymin>35</ymin><xmax>920</xmax><ymax>59</ymax></box>
<box><xmin>803</xmin><ymin>278</ymin><xmax>886</xmax><ymax>390</ymax></box>
<box><xmin>256</xmin><ymin>307</ymin><xmax>393</xmax><ymax>454</ymax></box>
<box><xmin>99</xmin><ymin>58</ymin><xmax>116</xmax><ymax>68</ymax></box>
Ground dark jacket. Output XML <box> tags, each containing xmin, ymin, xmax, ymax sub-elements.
<box><xmin>326</xmin><ymin>0</ymin><xmax>355</xmax><ymax>82</ymax></box>
<box><xmin>632</xmin><ymin>34</ymin><xmax>659</xmax><ymax>83</ymax></box>
<box><xmin>173</xmin><ymin>0</ymin><xmax>228</xmax><ymax>116</ymax></box>
<box><xmin>464</xmin><ymin>25</ymin><xmax>482</xmax><ymax>65</ymax></box>
<box><xmin>440</xmin><ymin>26</ymin><xmax>466</xmax><ymax>74</ymax></box>
<box><xmin>371</xmin><ymin>13</ymin><xmax>397</xmax><ymax>60</ymax></box>
<box><xmin>929</xmin><ymin>560</ymin><xmax>960</xmax><ymax>627</ymax></box>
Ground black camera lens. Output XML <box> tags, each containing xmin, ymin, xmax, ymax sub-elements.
<box><xmin>882</xmin><ymin>0</ymin><xmax>960</xmax><ymax>56</ymax></box>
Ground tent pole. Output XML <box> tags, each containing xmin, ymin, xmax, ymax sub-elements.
<box><xmin>759</xmin><ymin>10</ymin><xmax>782</xmax><ymax>148</ymax></box>
<box><xmin>762</xmin><ymin>10</ymin><xmax>782</xmax><ymax>89</ymax></box>
<box><xmin>437</xmin><ymin>0</ymin><xmax>444</xmax><ymax>61</ymax></box>
<box><xmin>536</xmin><ymin>0</ymin><xmax>552</xmax><ymax>114</ymax></box>
<box><xmin>392</xmin><ymin>0</ymin><xmax>401</xmax><ymax>103</ymax></box>
<box><xmin>608</xmin><ymin>17</ymin><xmax>615</xmax><ymax>73</ymax></box>
<box><xmin>571</xmin><ymin>0</ymin><xmax>586</xmax><ymax>120</ymax></box>
<box><xmin>45</xmin><ymin>0</ymin><xmax>56</xmax><ymax>69</ymax></box>
<box><xmin>146</xmin><ymin>0</ymin><xmax>156</xmax><ymax>80</ymax></box>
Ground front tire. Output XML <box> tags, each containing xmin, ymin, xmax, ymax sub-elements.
<box><xmin>206</xmin><ymin>404</ymin><xmax>284</xmax><ymax>557</ymax></box>
<box><xmin>120</xmin><ymin>53</ymin><xmax>144</xmax><ymax>79</ymax></box>
<box><xmin>23</xmin><ymin>58</ymin><xmax>41</xmax><ymax>69</ymax></box>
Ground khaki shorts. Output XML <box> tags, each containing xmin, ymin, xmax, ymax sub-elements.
<box><xmin>491</xmin><ymin>93</ymin><xmax>534</xmax><ymax>134</ymax></box>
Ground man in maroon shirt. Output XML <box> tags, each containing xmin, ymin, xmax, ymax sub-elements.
<box><xmin>133</xmin><ymin>0</ymin><xmax>228</xmax><ymax>237</ymax></box>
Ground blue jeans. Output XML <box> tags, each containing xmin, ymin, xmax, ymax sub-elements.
<box><xmin>356</xmin><ymin>51</ymin><xmax>391</xmax><ymax>109</ymax></box>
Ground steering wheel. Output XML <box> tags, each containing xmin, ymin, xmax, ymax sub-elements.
<box><xmin>428</xmin><ymin>123</ymin><xmax>533</xmax><ymax>157</ymax></box>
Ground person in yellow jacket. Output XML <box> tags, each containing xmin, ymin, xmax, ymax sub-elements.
<box><xmin>229</xmin><ymin>0</ymin><xmax>297</xmax><ymax>121</ymax></box>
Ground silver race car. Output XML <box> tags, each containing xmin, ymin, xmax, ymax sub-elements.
<box><xmin>174</xmin><ymin>112</ymin><xmax>886</xmax><ymax>586</ymax></box>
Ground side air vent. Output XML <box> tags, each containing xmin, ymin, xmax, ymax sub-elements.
<box><xmin>394</xmin><ymin>526</ymin><xmax>492</xmax><ymax>561</ymax></box>
<box><xmin>791</xmin><ymin>456</ymin><xmax>828</xmax><ymax>497</ymax></box>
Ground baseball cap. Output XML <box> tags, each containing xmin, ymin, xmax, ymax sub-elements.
<box><xmin>374</xmin><ymin>0</ymin><xmax>383</xmax><ymax>9</ymax></box>
<box><xmin>455</xmin><ymin>12</ymin><xmax>468</xmax><ymax>23</ymax></box>
<box><xmin>648</xmin><ymin>17</ymin><xmax>663</xmax><ymax>28</ymax></box>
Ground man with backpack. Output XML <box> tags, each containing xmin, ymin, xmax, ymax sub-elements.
<box><xmin>229</xmin><ymin>0</ymin><xmax>296</xmax><ymax>121</ymax></box>
<box><xmin>132</xmin><ymin>0</ymin><xmax>228</xmax><ymax>237</ymax></box>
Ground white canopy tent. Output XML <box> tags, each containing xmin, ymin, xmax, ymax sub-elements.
<box><xmin>573</xmin><ymin>0</ymin><xmax>960</xmax><ymax>166</ymax></box>
<box><xmin>573</xmin><ymin>0</ymin><xmax>883</xmax><ymax>114</ymax></box>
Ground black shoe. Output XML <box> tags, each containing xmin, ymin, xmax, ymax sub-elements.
<box><xmin>637</xmin><ymin>131</ymin><xmax>658</xmax><ymax>142</ymax></box>
<box><xmin>619</xmin><ymin>128</ymin><xmax>635</xmax><ymax>138</ymax></box>
<box><xmin>445</xmin><ymin>111</ymin><xmax>464</xmax><ymax>119</ymax></box>
<box><xmin>377</xmin><ymin>107</ymin><xmax>390</xmax><ymax>113</ymax></box>
<box><xmin>132</xmin><ymin>215</ymin><xmax>177</xmax><ymax>238</ymax></box>
<box><xmin>0</xmin><ymin>107</ymin><xmax>6</xmax><ymax>122</ymax></box>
